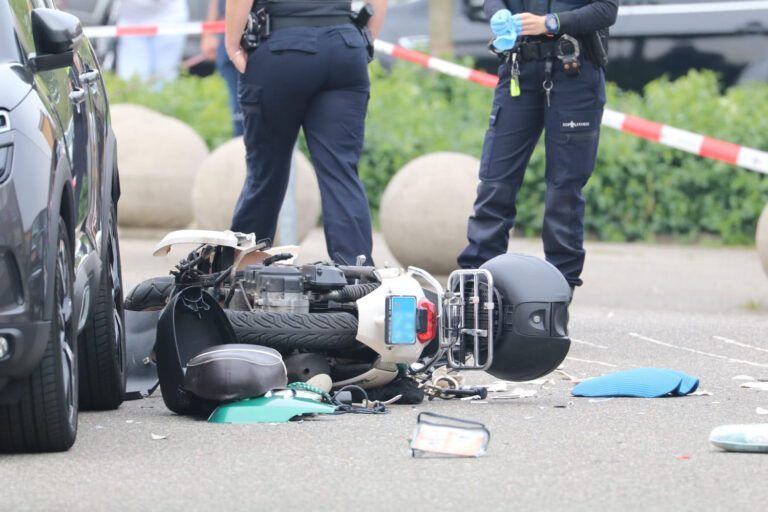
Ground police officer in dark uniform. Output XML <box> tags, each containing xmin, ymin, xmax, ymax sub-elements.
<box><xmin>457</xmin><ymin>0</ymin><xmax>618</xmax><ymax>295</ymax></box>
<box><xmin>224</xmin><ymin>0</ymin><xmax>387</xmax><ymax>265</ymax></box>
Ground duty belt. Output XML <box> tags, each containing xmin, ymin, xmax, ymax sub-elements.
<box><xmin>270</xmin><ymin>15</ymin><xmax>352</xmax><ymax>30</ymax></box>
<box><xmin>517</xmin><ymin>39</ymin><xmax>560</xmax><ymax>61</ymax></box>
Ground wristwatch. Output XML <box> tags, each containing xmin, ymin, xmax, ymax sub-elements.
<box><xmin>545</xmin><ymin>13</ymin><xmax>559</xmax><ymax>35</ymax></box>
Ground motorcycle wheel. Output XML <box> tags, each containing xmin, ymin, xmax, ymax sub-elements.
<box><xmin>124</xmin><ymin>276</ymin><xmax>175</xmax><ymax>311</ymax></box>
<box><xmin>225</xmin><ymin>310</ymin><xmax>360</xmax><ymax>353</ymax></box>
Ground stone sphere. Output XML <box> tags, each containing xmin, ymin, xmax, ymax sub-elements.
<box><xmin>756</xmin><ymin>203</ymin><xmax>768</xmax><ymax>277</ymax></box>
<box><xmin>380</xmin><ymin>152</ymin><xmax>480</xmax><ymax>275</ymax></box>
<box><xmin>111</xmin><ymin>104</ymin><xmax>208</xmax><ymax>228</ymax></box>
<box><xmin>192</xmin><ymin>137</ymin><xmax>320</xmax><ymax>244</ymax></box>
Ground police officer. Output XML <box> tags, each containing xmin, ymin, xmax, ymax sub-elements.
<box><xmin>457</xmin><ymin>0</ymin><xmax>618</xmax><ymax>295</ymax></box>
<box><xmin>224</xmin><ymin>0</ymin><xmax>387</xmax><ymax>265</ymax></box>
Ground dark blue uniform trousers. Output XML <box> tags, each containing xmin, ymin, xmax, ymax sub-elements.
<box><xmin>231</xmin><ymin>24</ymin><xmax>373</xmax><ymax>265</ymax></box>
<box><xmin>458</xmin><ymin>55</ymin><xmax>606</xmax><ymax>287</ymax></box>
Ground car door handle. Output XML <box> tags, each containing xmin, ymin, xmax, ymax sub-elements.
<box><xmin>69</xmin><ymin>88</ymin><xmax>86</xmax><ymax>104</ymax></box>
<box><xmin>80</xmin><ymin>70</ymin><xmax>100</xmax><ymax>84</ymax></box>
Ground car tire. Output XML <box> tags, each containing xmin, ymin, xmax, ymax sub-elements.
<box><xmin>78</xmin><ymin>202</ymin><xmax>126</xmax><ymax>410</ymax></box>
<box><xmin>0</xmin><ymin>216</ymin><xmax>78</xmax><ymax>453</ymax></box>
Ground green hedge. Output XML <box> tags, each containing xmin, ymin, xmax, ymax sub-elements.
<box><xmin>104</xmin><ymin>64</ymin><xmax>768</xmax><ymax>244</ymax></box>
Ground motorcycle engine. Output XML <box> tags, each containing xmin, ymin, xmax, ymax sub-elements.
<box><xmin>240</xmin><ymin>264</ymin><xmax>348</xmax><ymax>313</ymax></box>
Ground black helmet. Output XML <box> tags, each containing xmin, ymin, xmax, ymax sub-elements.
<box><xmin>481</xmin><ymin>253</ymin><xmax>571</xmax><ymax>381</ymax></box>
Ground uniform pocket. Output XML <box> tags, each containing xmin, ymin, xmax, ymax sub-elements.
<box><xmin>267</xmin><ymin>33</ymin><xmax>318</xmax><ymax>54</ymax></box>
<box><xmin>479</xmin><ymin>104</ymin><xmax>502</xmax><ymax>180</ymax></box>
<box><xmin>238</xmin><ymin>82</ymin><xmax>262</xmax><ymax>108</ymax></box>
<box><xmin>339</xmin><ymin>27</ymin><xmax>364</xmax><ymax>48</ymax></box>
<box><xmin>558</xmin><ymin>109</ymin><xmax>601</xmax><ymax>144</ymax></box>
<box><xmin>238</xmin><ymin>84</ymin><xmax>265</xmax><ymax>143</ymax></box>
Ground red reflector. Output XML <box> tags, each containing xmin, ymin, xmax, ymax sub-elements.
<box><xmin>417</xmin><ymin>297</ymin><xmax>437</xmax><ymax>343</ymax></box>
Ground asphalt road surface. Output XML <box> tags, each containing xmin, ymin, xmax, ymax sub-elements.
<box><xmin>3</xmin><ymin>228</ymin><xmax>768</xmax><ymax>511</ymax></box>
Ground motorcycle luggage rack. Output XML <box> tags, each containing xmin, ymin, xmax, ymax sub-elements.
<box><xmin>444</xmin><ymin>269</ymin><xmax>494</xmax><ymax>371</ymax></box>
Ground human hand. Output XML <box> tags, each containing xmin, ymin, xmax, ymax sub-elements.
<box><xmin>228</xmin><ymin>47</ymin><xmax>247</xmax><ymax>73</ymax></box>
<box><xmin>201</xmin><ymin>33</ymin><xmax>219</xmax><ymax>61</ymax></box>
<box><xmin>518</xmin><ymin>13</ymin><xmax>547</xmax><ymax>36</ymax></box>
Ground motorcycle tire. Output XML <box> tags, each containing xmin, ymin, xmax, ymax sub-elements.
<box><xmin>225</xmin><ymin>310</ymin><xmax>360</xmax><ymax>353</ymax></box>
<box><xmin>124</xmin><ymin>276</ymin><xmax>175</xmax><ymax>311</ymax></box>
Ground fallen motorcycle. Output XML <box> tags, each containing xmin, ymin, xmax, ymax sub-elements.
<box><xmin>125</xmin><ymin>230</ymin><xmax>572</xmax><ymax>416</ymax></box>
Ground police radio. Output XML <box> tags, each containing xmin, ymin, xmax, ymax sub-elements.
<box><xmin>556</xmin><ymin>35</ymin><xmax>580</xmax><ymax>76</ymax></box>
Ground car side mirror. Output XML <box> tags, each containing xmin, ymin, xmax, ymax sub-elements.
<box><xmin>28</xmin><ymin>8</ymin><xmax>83</xmax><ymax>72</ymax></box>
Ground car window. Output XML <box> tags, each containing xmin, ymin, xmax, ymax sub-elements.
<box><xmin>8</xmin><ymin>0</ymin><xmax>36</xmax><ymax>58</ymax></box>
<box><xmin>0</xmin><ymin>1</ymin><xmax>21</xmax><ymax>62</ymax></box>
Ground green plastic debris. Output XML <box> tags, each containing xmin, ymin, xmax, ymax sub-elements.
<box><xmin>208</xmin><ymin>393</ymin><xmax>337</xmax><ymax>424</ymax></box>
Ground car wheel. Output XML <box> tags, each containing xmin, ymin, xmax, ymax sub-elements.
<box><xmin>78</xmin><ymin>202</ymin><xmax>126</xmax><ymax>410</ymax></box>
<box><xmin>0</xmin><ymin>216</ymin><xmax>78</xmax><ymax>453</ymax></box>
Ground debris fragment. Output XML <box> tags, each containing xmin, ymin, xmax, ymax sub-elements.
<box><xmin>740</xmin><ymin>382</ymin><xmax>768</xmax><ymax>391</ymax></box>
<box><xmin>757</xmin><ymin>408</ymin><xmax>768</xmax><ymax>415</ymax></box>
<box><xmin>555</xmin><ymin>369</ymin><xmax>585</xmax><ymax>383</ymax></box>
<box><xmin>676</xmin><ymin>455</ymin><xmax>691</xmax><ymax>460</ymax></box>
<box><xmin>492</xmin><ymin>387</ymin><xmax>538</xmax><ymax>400</ymax></box>
<box><xmin>690</xmin><ymin>390</ymin><xmax>713</xmax><ymax>396</ymax></box>
<box><xmin>710</xmin><ymin>424</ymin><xmax>768</xmax><ymax>453</ymax></box>
<box><xmin>588</xmin><ymin>398</ymin><xmax>613</xmax><ymax>403</ymax></box>
<box><xmin>733</xmin><ymin>375</ymin><xmax>756</xmax><ymax>381</ymax></box>
<box><xmin>151</xmin><ymin>433</ymin><xmax>168</xmax><ymax>440</ymax></box>
<box><xmin>410</xmin><ymin>412</ymin><xmax>490</xmax><ymax>458</ymax></box>
<box><xmin>485</xmin><ymin>381</ymin><xmax>509</xmax><ymax>393</ymax></box>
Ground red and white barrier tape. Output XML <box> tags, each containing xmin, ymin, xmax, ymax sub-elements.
<box><xmin>82</xmin><ymin>22</ymin><xmax>768</xmax><ymax>174</ymax></box>
<box><xmin>84</xmin><ymin>20</ymin><xmax>225</xmax><ymax>38</ymax></box>
<box><xmin>373</xmin><ymin>40</ymin><xmax>768</xmax><ymax>174</ymax></box>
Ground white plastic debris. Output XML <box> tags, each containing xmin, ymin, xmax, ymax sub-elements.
<box><xmin>757</xmin><ymin>408</ymin><xmax>768</xmax><ymax>415</ymax></box>
<box><xmin>491</xmin><ymin>387</ymin><xmax>537</xmax><ymax>399</ymax></box>
<box><xmin>485</xmin><ymin>381</ymin><xmax>509</xmax><ymax>393</ymax></box>
<box><xmin>741</xmin><ymin>382</ymin><xmax>768</xmax><ymax>391</ymax></box>
<box><xmin>733</xmin><ymin>375</ymin><xmax>756</xmax><ymax>381</ymax></box>
<box><xmin>151</xmin><ymin>433</ymin><xmax>168</xmax><ymax>440</ymax></box>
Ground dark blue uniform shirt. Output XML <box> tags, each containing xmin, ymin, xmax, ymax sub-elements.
<box><xmin>484</xmin><ymin>0</ymin><xmax>618</xmax><ymax>35</ymax></box>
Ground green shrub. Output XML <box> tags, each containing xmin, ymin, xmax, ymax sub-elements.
<box><xmin>104</xmin><ymin>66</ymin><xmax>768</xmax><ymax>244</ymax></box>
<box><xmin>586</xmin><ymin>71</ymin><xmax>768</xmax><ymax>244</ymax></box>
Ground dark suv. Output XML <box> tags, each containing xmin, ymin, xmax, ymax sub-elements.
<box><xmin>378</xmin><ymin>0</ymin><xmax>768</xmax><ymax>91</ymax></box>
<box><xmin>0</xmin><ymin>0</ymin><xmax>125</xmax><ymax>452</ymax></box>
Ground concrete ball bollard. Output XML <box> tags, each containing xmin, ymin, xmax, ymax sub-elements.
<box><xmin>111</xmin><ymin>104</ymin><xmax>208</xmax><ymax>229</ymax></box>
<box><xmin>192</xmin><ymin>137</ymin><xmax>321</xmax><ymax>245</ymax></box>
<box><xmin>380</xmin><ymin>152</ymin><xmax>480</xmax><ymax>275</ymax></box>
<box><xmin>756</xmin><ymin>203</ymin><xmax>768</xmax><ymax>277</ymax></box>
